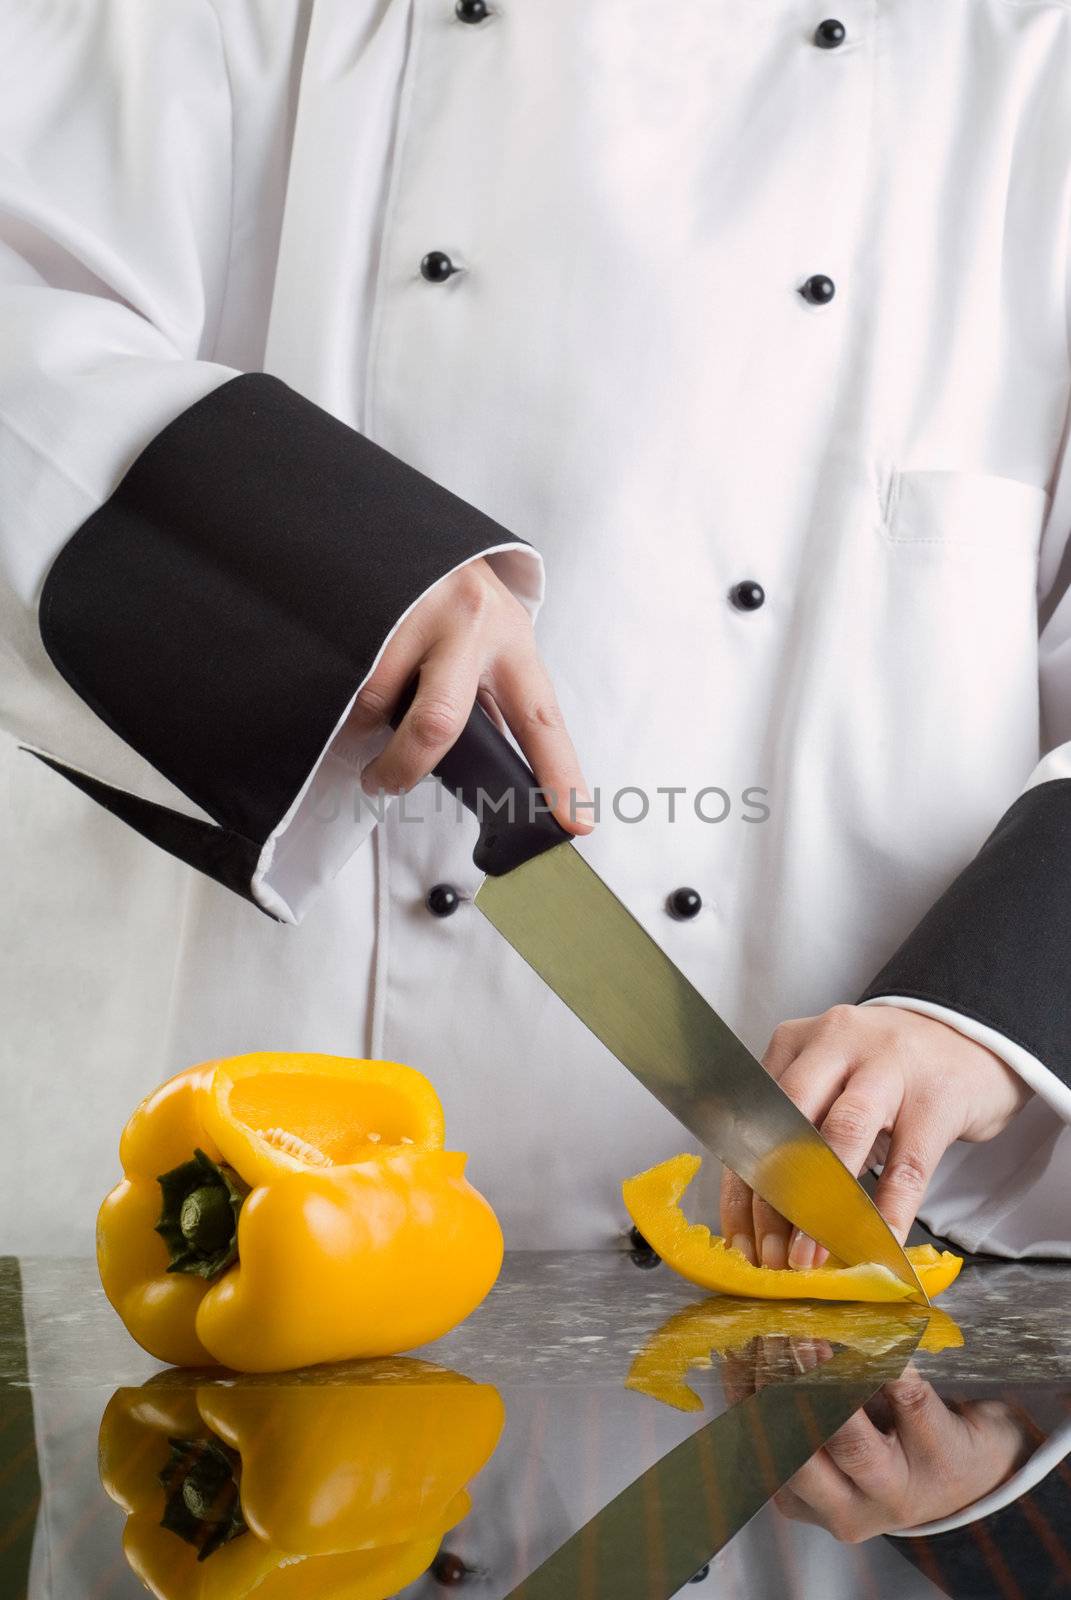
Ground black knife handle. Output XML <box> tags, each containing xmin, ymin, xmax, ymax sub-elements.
<box><xmin>388</xmin><ymin>679</ymin><xmax>570</xmax><ymax>875</ymax></box>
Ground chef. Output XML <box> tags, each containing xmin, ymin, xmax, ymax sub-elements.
<box><xmin>1</xmin><ymin>0</ymin><xmax>1069</xmax><ymax>1265</ymax></box>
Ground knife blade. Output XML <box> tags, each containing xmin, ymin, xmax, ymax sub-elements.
<box><xmin>477</xmin><ymin>844</ymin><xmax>926</xmax><ymax>1301</ymax></box>
<box><xmin>393</xmin><ymin>692</ymin><xmax>926</xmax><ymax>1302</ymax></box>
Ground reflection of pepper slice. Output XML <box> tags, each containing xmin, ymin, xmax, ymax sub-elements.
<box><xmin>98</xmin><ymin>1360</ymin><xmax>505</xmax><ymax>1600</ymax></box>
<box><xmin>98</xmin><ymin>1054</ymin><xmax>503</xmax><ymax>1370</ymax></box>
<box><xmin>623</xmin><ymin>1155</ymin><xmax>963</xmax><ymax>1302</ymax></box>
<box><xmin>626</xmin><ymin>1297</ymin><xmax>964</xmax><ymax>1412</ymax></box>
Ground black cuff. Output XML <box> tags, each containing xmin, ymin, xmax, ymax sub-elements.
<box><xmin>858</xmin><ymin>780</ymin><xmax>1071</xmax><ymax>1089</ymax></box>
<box><xmin>889</xmin><ymin>1456</ymin><xmax>1071</xmax><ymax>1600</ymax></box>
<box><xmin>26</xmin><ymin>751</ymin><xmax>273</xmax><ymax>913</ymax></box>
<box><xmin>39</xmin><ymin>371</ymin><xmax>528</xmax><ymax>870</ymax></box>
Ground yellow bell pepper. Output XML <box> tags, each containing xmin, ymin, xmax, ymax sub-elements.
<box><xmin>98</xmin><ymin>1359</ymin><xmax>504</xmax><ymax>1600</ymax></box>
<box><xmin>98</xmin><ymin>1053</ymin><xmax>503</xmax><ymax>1370</ymax></box>
<box><xmin>625</xmin><ymin>1297</ymin><xmax>965</xmax><ymax>1412</ymax></box>
<box><xmin>623</xmin><ymin>1154</ymin><xmax>963</xmax><ymax>1303</ymax></box>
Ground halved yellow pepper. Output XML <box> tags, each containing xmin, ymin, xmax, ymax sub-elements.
<box><xmin>623</xmin><ymin>1154</ymin><xmax>962</xmax><ymax>1303</ymax></box>
<box><xmin>98</xmin><ymin>1053</ymin><xmax>503</xmax><ymax>1370</ymax></box>
<box><xmin>625</xmin><ymin>1297</ymin><xmax>964</xmax><ymax>1412</ymax></box>
<box><xmin>98</xmin><ymin>1359</ymin><xmax>504</xmax><ymax>1600</ymax></box>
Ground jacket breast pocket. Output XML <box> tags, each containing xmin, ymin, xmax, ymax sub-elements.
<box><xmin>881</xmin><ymin>467</ymin><xmax>1050</xmax><ymax>557</ymax></box>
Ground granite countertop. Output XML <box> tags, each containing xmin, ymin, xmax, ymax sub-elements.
<box><xmin>3</xmin><ymin>1252</ymin><xmax>1069</xmax><ymax>1600</ymax></box>
<box><xmin>5</xmin><ymin>1250</ymin><xmax>1069</xmax><ymax>1386</ymax></box>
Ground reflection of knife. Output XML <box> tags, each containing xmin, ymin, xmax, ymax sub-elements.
<box><xmin>504</xmin><ymin>1323</ymin><xmax>926</xmax><ymax>1599</ymax></box>
<box><xmin>398</xmin><ymin>697</ymin><xmax>925</xmax><ymax>1302</ymax></box>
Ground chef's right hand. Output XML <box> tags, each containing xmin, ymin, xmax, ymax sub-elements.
<box><xmin>353</xmin><ymin>557</ymin><xmax>594</xmax><ymax>835</ymax></box>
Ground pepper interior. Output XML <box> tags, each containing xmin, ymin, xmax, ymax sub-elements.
<box><xmin>228</xmin><ymin>1073</ymin><xmax>427</xmax><ymax>1165</ymax></box>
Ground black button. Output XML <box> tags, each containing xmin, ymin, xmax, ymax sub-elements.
<box><xmin>432</xmin><ymin>1550</ymin><xmax>470</xmax><ymax>1584</ymax></box>
<box><xmin>814</xmin><ymin>18</ymin><xmax>847</xmax><ymax>48</ymax></box>
<box><xmin>426</xmin><ymin>883</ymin><xmax>462</xmax><ymax>917</ymax></box>
<box><xmin>690</xmin><ymin>1566</ymin><xmax>711</xmax><ymax>1584</ymax></box>
<box><xmin>421</xmin><ymin>251</ymin><xmax>458</xmax><ymax>283</ymax></box>
<box><xmin>800</xmin><ymin>273</ymin><xmax>836</xmax><ymax>305</ymax></box>
<box><xmin>629</xmin><ymin>1224</ymin><xmax>662</xmax><ymax>1269</ymax></box>
<box><xmin>668</xmin><ymin>887</ymin><xmax>702</xmax><ymax>921</ymax></box>
<box><xmin>730</xmin><ymin>579</ymin><xmax>765</xmax><ymax>612</ymax></box>
<box><xmin>456</xmin><ymin>0</ymin><xmax>489</xmax><ymax>20</ymax></box>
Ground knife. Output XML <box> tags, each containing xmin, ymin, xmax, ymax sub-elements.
<box><xmin>392</xmin><ymin>693</ymin><xmax>926</xmax><ymax>1302</ymax></box>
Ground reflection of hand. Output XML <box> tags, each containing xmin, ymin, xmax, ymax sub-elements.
<box><xmin>773</xmin><ymin>1367</ymin><xmax>1034</xmax><ymax>1541</ymax></box>
<box><xmin>625</xmin><ymin>1300</ymin><xmax>962</xmax><ymax>1415</ymax></box>
<box><xmin>719</xmin><ymin>1334</ymin><xmax>837</xmax><ymax>1411</ymax></box>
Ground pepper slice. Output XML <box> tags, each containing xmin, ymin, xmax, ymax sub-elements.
<box><xmin>98</xmin><ymin>1054</ymin><xmax>502</xmax><ymax>1370</ymax></box>
<box><xmin>625</xmin><ymin>1297</ymin><xmax>964</xmax><ymax>1412</ymax></box>
<box><xmin>622</xmin><ymin>1154</ymin><xmax>962</xmax><ymax>1303</ymax></box>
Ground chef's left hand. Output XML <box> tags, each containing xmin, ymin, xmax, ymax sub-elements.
<box><xmin>719</xmin><ymin>1004</ymin><xmax>1031</xmax><ymax>1270</ymax></box>
<box><xmin>773</xmin><ymin>1370</ymin><xmax>1034</xmax><ymax>1541</ymax></box>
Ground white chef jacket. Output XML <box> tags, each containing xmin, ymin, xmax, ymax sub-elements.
<box><xmin>1</xmin><ymin>0</ymin><xmax>1071</xmax><ymax>1256</ymax></box>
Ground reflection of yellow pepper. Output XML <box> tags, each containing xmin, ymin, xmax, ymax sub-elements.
<box><xmin>623</xmin><ymin>1155</ymin><xmax>962</xmax><ymax>1303</ymax></box>
<box><xmin>98</xmin><ymin>1360</ymin><xmax>504</xmax><ymax>1600</ymax></box>
<box><xmin>98</xmin><ymin>1054</ymin><xmax>503</xmax><ymax>1370</ymax></box>
<box><xmin>626</xmin><ymin>1297</ymin><xmax>965</xmax><ymax>1412</ymax></box>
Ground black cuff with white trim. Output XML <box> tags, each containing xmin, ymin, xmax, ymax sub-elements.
<box><xmin>889</xmin><ymin>1460</ymin><xmax>1071</xmax><ymax>1598</ymax></box>
<box><xmin>858</xmin><ymin>780</ymin><xmax>1071</xmax><ymax>1089</ymax></box>
<box><xmin>26</xmin><ymin>751</ymin><xmax>272</xmax><ymax>911</ymax></box>
<box><xmin>38</xmin><ymin>371</ymin><xmax>529</xmax><ymax>903</ymax></box>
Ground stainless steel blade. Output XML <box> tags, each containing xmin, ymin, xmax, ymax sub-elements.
<box><xmin>476</xmin><ymin>843</ymin><xmax>927</xmax><ymax>1302</ymax></box>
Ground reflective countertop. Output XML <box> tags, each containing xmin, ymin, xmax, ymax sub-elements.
<box><xmin>2</xmin><ymin>1251</ymin><xmax>1069</xmax><ymax>1599</ymax></box>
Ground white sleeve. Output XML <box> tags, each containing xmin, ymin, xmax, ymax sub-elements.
<box><xmin>857</xmin><ymin>365</ymin><xmax>1071</xmax><ymax>1254</ymax></box>
<box><xmin>1</xmin><ymin>1</ymin><xmax>542</xmax><ymax>922</ymax></box>
<box><xmin>0</xmin><ymin>0</ymin><xmax>240</xmax><ymax>800</ymax></box>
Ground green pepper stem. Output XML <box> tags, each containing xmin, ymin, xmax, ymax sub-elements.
<box><xmin>179</xmin><ymin>1185</ymin><xmax>234</xmax><ymax>1255</ymax></box>
<box><xmin>159</xmin><ymin>1435</ymin><xmax>248</xmax><ymax>1561</ymax></box>
<box><xmin>155</xmin><ymin>1149</ymin><xmax>249</xmax><ymax>1281</ymax></box>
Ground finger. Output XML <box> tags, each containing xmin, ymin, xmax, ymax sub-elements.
<box><xmin>491</xmin><ymin>648</ymin><xmax>594</xmax><ymax>835</ymax></box>
<box><xmin>348</xmin><ymin>626</ymin><xmax>429</xmax><ymax>738</ymax></box>
<box><xmin>720</xmin><ymin>1165</ymin><xmax>758</xmax><ymax>1265</ymax></box>
<box><xmin>791</xmin><ymin>1340</ymin><xmax>820</xmax><ymax>1374</ymax></box>
<box><xmin>752</xmin><ymin>1188</ymin><xmax>792</xmax><ymax>1270</ymax></box>
<box><xmin>756</xmin><ymin>1335</ymin><xmax>792</xmax><ymax>1390</ymax></box>
<box><xmin>872</xmin><ymin>1105</ymin><xmax>952</xmax><ymax>1243</ymax></box>
<box><xmin>361</xmin><ymin>640</ymin><xmax>482</xmax><ymax>795</ymax></box>
<box><xmin>783</xmin><ymin>1045</ymin><xmax>878</xmax><ymax>1270</ymax></box>
<box><xmin>747</xmin><ymin>1043</ymin><xmax>851</xmax><ymax>1272</ymax></box>
<box><xmin>783</xmin><ymin>1449</ymin><xmax>859</xmax><ymax>1528</ymax></box>
<box><xmin>787</xmin><ymin>1071</ymin><xmax>894</xmax><ymax>1270</ymax></box>
<box><xmin>720</xmin><ymin>1347</ymin><xmax>758</xmax><ymax>1406</ymax></box>
<box><xmin>761</xmin><ymin>1018</ymin><xmax>812</xmax><ymax>1080</ymax></box>
<box><xmin>788</xmin><ymin>1337</ymin><xmax>835</xmax><ymax>1374</ymax></box>
<box><xmin>882</xmin><ymin>1370</ymin><xmax>955</xmax><ymax>1466</ymax></box>
<box><xmin>776</xmin><ymin>1043</ymin><xmax>853</xmax><ymax>1125</ymax></box>
<box><xmin>476</xmin><ymin>686</ymin><xmax>508</xmax><ymax>734</ymax></box>
<box><xmin>821</xmin><ymin>1410</ymin><xmax>893</xmax><ymax>1494</ymax></box>
<box><xmin>773</xmin><ymin>1485</ymin><xmax>822</xmax><ymax>1525</ymax></box>
<box><xmin>723</xmin><ymin>1023</ymin><xmax>825</xmax><ymax>1263</ymax></box>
